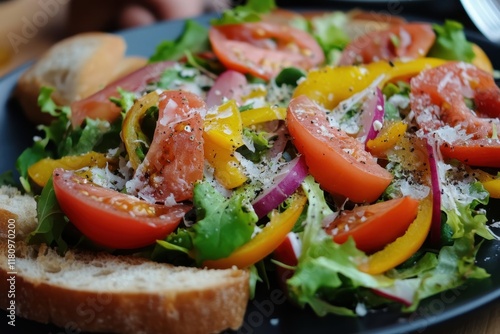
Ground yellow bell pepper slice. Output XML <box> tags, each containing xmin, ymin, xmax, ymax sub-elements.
<box><xmin>471</xmin><ymin>169</ymin><xmax>500</xmax><ymax>199</ymax></box>
<box><xmin>472</xmin><ymin>44</ymin><xmax>494</xmax><ymax>74</ymax></box>
<box><xmin>121</xmin><ymin>91</ymin><xmax>159</xmax><ymax>170</ymax></box>
<box><xmin>203</xmin><ymin>191</ymin><xmax>307</xmax><ymax>269</ymax></box>
<box><xmin>204</xmin><ymin>136</ymin><xmax>247</xmax><ymax>189</ymax></box>
<box><xmin>359</xmin><ymin>136</ymin><xmax>433</xmax><ymax>275</ymax></box>
<box><xmin>240</xmin><ymin>106</ymin><xmax>287</xmax><ymax>127</ymax></box>
<box><xmin>28</xmin><ymin>151</ymin><xmax>108</xmax><ymax>187</ymax></box>
<box><xmin>293</xmin><ymin>58</ymin><xmax>447</xmax><ymax>110</ymax></box>
<box><xmin>204</xmin><ymin>100</ymin><xmax>244</xmax><ymax>150</ymax></box>
<box><xmin>366</xmin><ymin>121</ymin><xmax>408</xmax><ymax>157</ymax></box>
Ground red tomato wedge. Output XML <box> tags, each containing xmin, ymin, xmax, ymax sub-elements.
<box><xmin>325</xmin><ymin>196</ymin><xmax>419</xmax><ymax>253</ymax></box>
<box><xmin>209</xmin><ymin>22</ymin><xmax>324</xmax><ymax>80</ymax></box>
<box><xmin>129</xmin><ymin>91</ymin><xmax>205</xmax><ymax>203</ymax></box>
<box><xmin>410</xmin><ymin>62</ymin><xmax>500</xmax><ymax>167</ymax></box>
<box><xmin>52</xmin><ymin>169</ymin><xmax>191</xmax><ymax>249</ymax></box>
<box><xmin>286</xmin><ymin>95</ymin><xmax>393</xmax><ymax>203</ymax></box>
<box><xmin>70</xmin><ymin>61</ymin><xmax>174</xmax><ymax>128</ymax></box>
<box><xmin>338</xmin><ymin>23</ymin><xmax>435</xmax><ymax>65</ymax></box>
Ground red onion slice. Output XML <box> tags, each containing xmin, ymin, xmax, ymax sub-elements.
<box><xmin>206</xmin><ymin>70</ymin><xmax>247</xmax><ymax>107</ymax></box>
<box><xmin>427</xmin><ymin>138</ymin><xmax>442</xmax><ymax>246</ymax></box>
<box><xmin>358</xmin><ymin>87</ymin><xmax>385</xmax><ymax>145</ymax></box>
<box><xmin>372</xmin><ymin>279</ymin><xmax>420</xmax><ymax>307</ymax></box>
<box><xmin>252</xmin><ymin>156</ymin><xmax>308</xmax><ymax>219</ymax></box>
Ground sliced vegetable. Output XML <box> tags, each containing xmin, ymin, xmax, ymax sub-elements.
<box><xmin>28</xmin><ymin>151</ymin><xmax>108</xmax><ymax>187</ymax></box>
<box><xmin>205</xmin><ymin>70</ymin><xmax>248</xmax><ymax>107</ymax></box>
<box><xmin>427</xmin><ymin>140</ymin><xmax>443</xmax><ymax>246</ymax></box>
<box><xmin>357</xmin><ymin>87</ymin><xmax>385</xmax><ymax>144</ymax></box>
<box><xmin>70</xmin><ymin>61</ymin><xmax>174</xmax><ymax>128</ymax></box>
<box><xmin>440</xmin><ymin>138</ymin><xmax>500</xmax><ymax>168</ymax></box>
<box><xmin>240</xmin><ymin>106</ymin><xmax>287</xmax><ymax>126</ymax></box>
<box><xmin>366</xmin><ymin>121</ymin><xmax>408</xmax><ymax>157</ymax></box>
<box><xmin>203</xmin><ymin>191</ymin><xmax>307</xmax><ymax>269</ymax></box>
<box><xmin>372</xmin><ymin>279</ymin><xmax>421</xmax><ymax>307</ymax></box>
<box><xmin>252</xmin><ymin>155</ymin><xmax>308</xmax><ymax>219</ymax></box>
<box><xmin>128</xmin><ymin>91</ymin><xmax>205</xmax><ymax>203</ymax></box>
<box><xmin>209</xmin><ymin>21</ymin><xmax>324</xmax><ymax>80</ymax></box>
<box><xmin>122</xmin><ymin>91</ymin><xmax>159</xmax><ymax>170</ymax></box>
<box><xmin>359</xmin><ymin>136</ymin><xmax>433</xmax><ymax>275</ymax></box>
<box><xmin>410</xmin><ymin>61</ymin><xmax>500</xmax><ymax>139</ymax></box>
<box><xmin>325</xmin><ymin>196</ymin><xmax>419</xmax><ymax>253</ymax></box>
<box><xmin>53</xmin><ymin>169</ymin><xmax>191</xmax><ymax>249</ymax></box>
<box><xmin>287</xmin><ymin>95</ymin><xmax>393</xmax><ymax>203</ymax></box>
<box><xmin>293</xmin><ymin>58</ymin><xmax>446</xmax><ymax>110</ymax></box>
<box><xmin>338</xmin><ymin>23</ymin><xmax>435</xmax><ymax>65</ymax></box>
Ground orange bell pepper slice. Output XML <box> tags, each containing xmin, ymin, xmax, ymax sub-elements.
<box><xmin>359</xmin><ymin>136</ymin><xmax>433</xmax><ymax>275</ymax></box>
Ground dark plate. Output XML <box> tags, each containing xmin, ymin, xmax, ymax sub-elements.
<box><xmin>1</xmin><ymin>8</ymin><xmax>500</xmax><ymax>334</ymax></box>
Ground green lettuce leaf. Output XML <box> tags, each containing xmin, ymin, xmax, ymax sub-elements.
<box><xmin>26</xmin><ymin>177</ymin><xmax>69</xmax><ymax>254</ymax></box>
<box><xmin>191</xmin><ymin>181</ymin><xmax>257</xmax><ymax>262</ymax></box>
<box><xmin>309</xmin><ymin>12</ymin><xmax>350</xmax><ymax>64</ymax></box>
<box><xmin>427</xmin><ymin>20</ymin><xmax>475</xmax><ymax>62</ymax></box>
<box><xmin>287</xmin><ymin>176</ymin><xmax>393</xmax><ymax>316</ymax></box>
<box><xmin>149</xmin><ymin>20</ymin><xmax>209</xmax><ymax>62</ymax></box>
<box><xmin>211</xmin><ymin>0</ymin><xmax>276</xmax><ymax>25</ymax></box>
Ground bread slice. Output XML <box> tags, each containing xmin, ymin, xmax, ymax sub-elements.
<box><xmin>0</xmin><ymin>186</ymin><xmax>250</xmax><ymax>334</ymax></box>
<box><xmin>14</xmin><ymin>32</ymin><xmax>146</xmax><ymax>124</ymax></box>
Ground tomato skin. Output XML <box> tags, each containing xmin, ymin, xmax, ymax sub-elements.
<box><xmin>286</xmin><ymin>95</ymin><xmax>393</xmax><ymax>203</ymax></box>
<box><xmin>130</xmin><ymin>91</ymin><xmax>205</xmax><ymax>203</ymax></box>
<box><xmin>411</xmin><ymin>62</ymin><xmax>500</xmax><ymax>138</ymax></box>
<box><xmin>70</xmin><ymin>61</ymin><xmax>174</xmax><ymax>128</ymax></box>
<box><xmin>209</xmin><ymin>22</ymin><xmax>324</xmax><ymax>80</ymax></box>
<box><xmin>52</xmin><ymin>169</ymin><xmax>191</xmax><ymax>249</ymax></box>
<box><xmin>338</xmin><ymin>23</ymin><xmax>435</xmax><ymax>65</ymax></box>
<box><xmin>325</xmin><ymin>196</ymin><xmax>419</xmax><ymax>253</ymax></box>
<box><xmin>441</xmin><ymin>139</ymin><xmax>500</xmax><ymax>168</ymax></box>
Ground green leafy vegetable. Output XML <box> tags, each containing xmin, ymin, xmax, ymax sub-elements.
<box><xmin>149</xmin><ymin>20</ymin><xmax>209</xmax><ymax>62</ymax></box>
<box><xmin>26</xmin><ymin>177</ymin><xmax>69</xmax><ymax>254</ymax></box>
<box><xmin>309</xmin><ymin>12</ymin><xmax>350</xmax><ymax>65</ymax></box>
<box><xmin>274</xmin><ymin>67</ymin><xmax>306</xmax><ymax>88</ymax></box>
<box><xmin>237</xmin><ymin>128</ymin><xmax>272</xmax><ymax>162</ymax></box>
<box><xmin>191</xmin><ymin>181</ymin><xmax>257</xmax><ymax>263</ymax></box>
<box><xmin>109</xmin><ymin>88</ymin><xmax>137</xmax><ymax>114</ymax></box>
<box><xmin>287</xmin><ymin>176</ymin><xmax>393</xmax><ymax>316</ymax></box>
<box><xmin>211</xmin><ymin>0</ymin><xmax>276</xmax><ymax>25</ymax></box>
<box><xmin>427</xmin><ymin>20</ymin><xmax>475</xmax><ymax>62</ymax></box>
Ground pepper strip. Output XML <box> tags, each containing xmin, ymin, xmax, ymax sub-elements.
<box><xmin>293</xmin><ymin>58</ymin><xmax>446</xmax><ymax>110</ymax></box>
<box><xmin>359</xmin><ymin>136</ymin><xmax>433</xmax><ymax>275</ymax></box>
<box><xmin>203</xmin><ymin>191</ymin><xmax>307</xmax><ymax>269</ymax></box>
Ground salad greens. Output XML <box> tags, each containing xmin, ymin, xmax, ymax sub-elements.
<box><xmin>428</xmin><ymin>20</ymin><xmax>475</xmax><ymax>62</ymax></box>
<box><xmin>5</xmin><ymin>0</ymin><xmax>499</xmax><ymax>324</ymax></box>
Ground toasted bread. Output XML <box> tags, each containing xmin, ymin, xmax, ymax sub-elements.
<box><xmin>0</xmin><ymin>186</ymin><xmax>249</xmax><ymax>334</ymax></box>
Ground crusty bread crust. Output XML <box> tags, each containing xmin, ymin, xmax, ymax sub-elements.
<box><xmin>0</xmin><ymin>186</ymin><xmax>249</xmax><ymax>333</ymax></box>
<box><xmin>14</xmin><ymin>32</ymin><xmax>147</xmax><ymax>124</ymax></box>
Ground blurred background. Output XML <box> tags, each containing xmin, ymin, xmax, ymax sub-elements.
<box><xmin>0</xmin><ymin>0</ymin><xmax>478</xmax><ymax>77</ymax></box>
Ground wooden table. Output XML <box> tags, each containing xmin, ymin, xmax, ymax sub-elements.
<box><xmin>1</xmin><ymin>1</ymin><xmax>499</xmax><ymax>333</ymax></box>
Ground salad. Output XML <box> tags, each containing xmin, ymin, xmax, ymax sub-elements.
<box><xmin>6</xmin><ymin>0</ymin><xmax>500</xmax><ymax>320</ymax></box>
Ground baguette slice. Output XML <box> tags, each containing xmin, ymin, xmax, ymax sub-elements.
<box><xmin>0</xmin><ymin>186</ymin><xmax>249</xmax><ymax>334</ymax></box>
<box><xmin>15</xmin><ymin>32</ymin><xmax>146</xmax><ymax>124</ymax></box>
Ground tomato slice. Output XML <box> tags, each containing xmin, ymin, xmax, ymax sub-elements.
<box><xmin>286</xmin><ymin>95</ymin><xmax>393</xmax><ymax>203</ymax></box>
<box><xmin>440</xmin><ymin>138</ymin><xmax>500</xmax><ymax>167</ymax></box>
<box><xmin>53</xmin><ymin>168</ymin><xmax>191</xmax><ymax>249</ymax></box>
<box><xmin>410</xmin><ymin>62</ymin><xmax>500</xmax><ymax>167</ymax></box>
<box><xmin>325</xmin><ymin>196</ymin><xmax>419</xmax><ymax>253</ymax></box>
<box><xmin>129</xmin><ymin>90</ymin><xmax>205</xmax><ymax>203</ymax></box>
<box><xmin>209</xmin><ymin>22</ymin><xmax>324</xmax><ymax>80</ymax></box>
<box><xmin>338</xmin><ymin>23</ymin><xmax>435</xmax><ymax>65</ymax></box>
<box><xmin>70</xmin><ymin>61</ymin><xmax>174</xmax><ymax>128</ymax></box>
